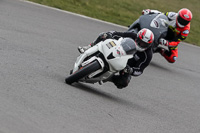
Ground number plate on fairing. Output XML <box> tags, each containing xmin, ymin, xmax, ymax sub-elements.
<box><xmin>106</xmin><ymin>41</ymin><xmax>116</xmax><ymax>49</ymax></box>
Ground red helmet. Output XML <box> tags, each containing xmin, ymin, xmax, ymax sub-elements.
<box><xmin>176</xmin><ymin>8</ymin><xmax>192</xmax><ymax>28</ymax></box>
<box><xmin>136</xmin><ymin>28</ymin><xmax>154</xmax><ymax>51</ymax></box>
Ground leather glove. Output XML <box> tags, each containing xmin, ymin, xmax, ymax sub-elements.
<box><xmin>123</xmin><ymin>65</ymin><xmax>133</xmax><ymax>74</ymax></box>
<box><xmin>142</xmin><ymin>9</ymin><xmax>151</xmax><ymax>15</ymax></box>
<box><xmin>105</xmin><ymin>32</ymin><xmax>113</xmax><ymax>39</ymax></box>
<box><xmin>159</xmin><ymin>38</ymin><xmax>169</xmax><ymax>46</ymax></box>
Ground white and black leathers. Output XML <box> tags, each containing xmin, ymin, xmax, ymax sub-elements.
<box><xmin>111</xmin><ymin>31</ymin><xmax>153</xmax><ymax>76</ymax></box>
<box><xmin>89</xmin><ymin>31</ymin><xmax>153</xmax><ymax>88</ymax></box>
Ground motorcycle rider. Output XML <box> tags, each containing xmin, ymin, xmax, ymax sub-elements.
<box><xmin>142</xmin><ymin>8</ymin><xmax>192</xmax><ymax>63</ymax></box>
<box><xmin>78</xmin><ymin>28</ymin><xmax>154</xmax><ymax>89</ymax></box>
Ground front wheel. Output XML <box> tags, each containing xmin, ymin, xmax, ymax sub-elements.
<box><xmin>65</xmin><ymin>60</ymin><xmax>101</xmax><ymax>84</ymax></box>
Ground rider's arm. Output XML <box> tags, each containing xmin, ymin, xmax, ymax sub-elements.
<box><xmin>150</xmin><ymin>10</ymin><xmax>162</xmax><ymax>14</ymax></box>
<box><xmin>112</xmin><ymin>31</ymin><xmax>137</xmax><ymax>40</ymax></box>
<box><xmin>173</xmin><ymin>31</ymin><xmax>188</xmax><ymax>42</ymax></box>
<box><xmin>164</xmin><ymin>12</ymin><xmax>177</xmax><ymax>20</ymax></box>
<box><xmin>178</xmin><ymin>24</ymin><xmax>190</xmax><ymax>41</ymax></box>
<box><xmin>142</xmin><ymin>9</ymin><xmax>162</xmax><ymax>15</ymax></box>
<box><xmin>168</xmin><ymin>23</ymin><xmax>190</xmax><ymax>47</ymax></box>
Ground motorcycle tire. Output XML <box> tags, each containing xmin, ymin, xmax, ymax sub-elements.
<box><xmin>65</xmin><ymin>60</ymin><xmax>101</xmax><ymax>84</ymax></box>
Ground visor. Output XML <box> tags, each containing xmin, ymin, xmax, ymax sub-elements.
<box><xmin>136</xmin><ymin>38</ymin><xmax>150</xmax><ymax>49</ymax></box>
<box><xmin>177</xmin><ymin>15</ymin><xmax>190</xmax><ymax>26</ymax></box>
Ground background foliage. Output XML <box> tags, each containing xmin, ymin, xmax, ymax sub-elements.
<box><xmin>29</xmin><ymin>0</ymin><xmax>200</xmax><ymax>46</ymax></box>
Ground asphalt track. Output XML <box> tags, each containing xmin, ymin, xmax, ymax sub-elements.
<box><xmin>0</xmin><ymin>0</ymin><xmax>200</xmax><ymax>133</ymax></box>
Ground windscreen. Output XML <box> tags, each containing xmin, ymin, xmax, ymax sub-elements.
<box><xmin>120</xmin><ymin>38</ymin><xmax>136</xmax><ymax>55</ymax></box>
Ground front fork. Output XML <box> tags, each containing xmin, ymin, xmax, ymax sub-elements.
<box><xmin>72</xmin><ymin>45</ymin><xmax>99</xmax><ymax>73</ymax></box>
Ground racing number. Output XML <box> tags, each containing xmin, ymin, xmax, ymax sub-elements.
<box><xmin>106</xmin><ymin>41</ymin><xmax>116</xmax><ymax>49</ymax></box>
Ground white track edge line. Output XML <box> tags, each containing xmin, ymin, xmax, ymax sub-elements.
<box><xmin>20</xmin><ymin>0</ymin><xmax>128</xmax><ymax>29</ymax></box>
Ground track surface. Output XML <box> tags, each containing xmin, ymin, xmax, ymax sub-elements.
<box><xmin>0</xmin><ymin>0</ymin><xmax>200</xmax><ymax>133</ymax></box>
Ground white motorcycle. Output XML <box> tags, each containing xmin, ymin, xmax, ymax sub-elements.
<box><xmin>65</xmin><ymin>37</ymin><xmax>137</xmax><ymax>85</ymax></box>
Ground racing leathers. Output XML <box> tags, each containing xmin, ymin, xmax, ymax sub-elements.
<box><xmin>90</xmin><ymin>31</ymin><xmax>153</xmax><ymax>89</ymax></box>
<box><xmin>143</xmin><ymin>9</ymin><xmax>191</xmax><ymax>63</ymax></box>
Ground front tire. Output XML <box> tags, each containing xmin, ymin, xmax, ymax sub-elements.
<box><xmin>65</xmin><ymin>60</ymin><xmax>101</xmax><ymax>84</ymax></box>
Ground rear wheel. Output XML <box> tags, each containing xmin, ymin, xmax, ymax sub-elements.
<box><xmin>65</xmin><ymin>60</ymin><xmax>101</xmax><ymax>84</ymax></box>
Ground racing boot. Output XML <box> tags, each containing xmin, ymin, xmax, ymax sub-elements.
<box><xmin>111</xmin><ymin>73</ymin><xmax>131</xmax><ymax>89</ymax></box>
<box><xmin>78</xmin><ymin>42</ymin><xmax>96</xmax><ymax>54</ymax></box>
<box><xmin>77</xmin><ymin>45</ymin><xmax>91</xmax><ymax>54</ymax></box>
<box><xmin>78</xmin><ymin>32</ymin><xmax>110</xmax><ymax>54</ymax></box>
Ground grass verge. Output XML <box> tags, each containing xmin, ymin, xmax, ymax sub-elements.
<box><xmin>28</xmin><ymin>0</ymin><xmax>200</xmax><ymax>46</ymax></box>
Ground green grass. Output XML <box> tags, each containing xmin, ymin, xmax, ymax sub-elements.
<box><xmin>29</xmin><ymin>0</ymin><xmax>200</xmax><ymax>46</ymax></box>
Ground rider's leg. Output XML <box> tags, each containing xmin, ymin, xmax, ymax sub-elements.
<box><xmin>78</xmin><ymin>32</ymin><xmax>110</xmax><ymax>53</ymax></box>
<box><xmin>162</xmin><ymin>49</ymin><xmax>178</xmax><ymax>63</ymax></box>
<box><xmin>77</xmin><ymin>44</ymin><xmax>92</xmax><ymax>54</ymax></box>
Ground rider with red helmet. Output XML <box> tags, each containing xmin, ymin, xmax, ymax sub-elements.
<box><xmin>142</xmin><ymin>8</ymin><xmax>192</xmax><ymax>63</ymax></box>
<box><xmin>78</xmin><ymin>28</ymin><xmax>154</xmax><ymax>89</ymax></box>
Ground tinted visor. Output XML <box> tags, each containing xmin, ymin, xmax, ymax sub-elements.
<box><xmin>136</xmin><ymin>38</ymin><xmax>150</xmax><ymax>49</ymax></box>
<box><xmin>177</xmin><ymin>15</ymin><xmax>190</xmax><ymax>26</ymax></box>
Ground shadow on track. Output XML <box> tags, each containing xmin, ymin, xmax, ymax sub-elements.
<box><xmin>70</xmin><ymin>83</ymin><xmax>157</xmax><ymax>116</ymax></box>
<box><xmin>150</xmin><ymin>61</ymin><xmax>171</xmax><ymax>72</ymax></box>
<box><xmin>73</xmin><ymin>83</ymin><xmax>122</xmax><ymax>101</ymax></box>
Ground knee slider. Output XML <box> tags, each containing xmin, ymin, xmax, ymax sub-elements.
<box><xmin>113</xmin><ymin>74</ymin><xmax>131</xmax><ymax>89</ymax></box>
